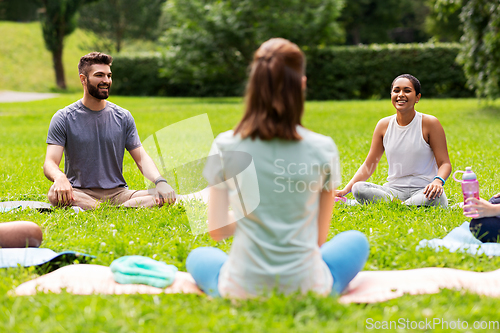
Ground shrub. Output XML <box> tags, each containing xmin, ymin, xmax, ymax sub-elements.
<box><xmin>111</xmin><ymin>52</ymin><xmax>244</xmax><ymax>97</ymax></box>
<box><xmin>110</xmin><ymin>52</ymin><xmax>169</xmax><ymax>96</ymax></box>
<box><xmin>111</xmin><ymin>43</ymin><xmax>474</xmax><ymax>99</ymax></box>
<box><xmin>306</xmin><ymin>43</ymin><xmax>473</xmax><ymax>99</ymax></box>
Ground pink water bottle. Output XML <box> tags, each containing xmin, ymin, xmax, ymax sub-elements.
<box><xmin>453</xmin><ymin>167</ymin><xmax>480</xmax><ymax>217</ymax></box>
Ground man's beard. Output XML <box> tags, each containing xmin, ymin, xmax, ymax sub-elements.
<box><xmin>87</xmin><ymin>80</ymin><xmax>110</xmax><ymax>100</ymax></box>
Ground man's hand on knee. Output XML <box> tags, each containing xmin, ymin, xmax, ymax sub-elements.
<box><xmin>50</xmin><ymin>175</ymin><xmax>75</xmax><ymax>206</ymax></box>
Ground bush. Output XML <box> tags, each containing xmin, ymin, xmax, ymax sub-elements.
<box><xmin>111</xmin><ymin>43</ymin><xmax>474</xmax><ymax>99</ymax></box>
<box><xmin>306</xmin><ymin>43</ymin><xmax>473</xmax><ymax>99</ymax></box>
<box><xmin>110</xmin><ymin>53</ymin><xmax>169</xmax><ymax>96</ymax></box>
<box><xmin>111</xmin><ymin>52</ymin><xmax>244</xmax><ymax>97</ymax></box>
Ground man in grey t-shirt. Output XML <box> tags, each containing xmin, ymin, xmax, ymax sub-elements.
<box><xmin>43</xmin><ymin>52</ymin><xmax>175</xmax><ymax>210</ymax></box>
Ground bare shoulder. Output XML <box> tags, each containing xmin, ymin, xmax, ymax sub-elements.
<box><xmin>374</xmin><ymin>116</ymin><xmax>392</xmax><ymax>136</ymax></box>
<box><xmin>421</xmin><ymin>113</ymin><xmax>446</xmax><ymax>143</ymax></box>
<box><xmin>421</xmin><ymin>113</ymin><xmax>442</xmax><ymax>129</ymax></box>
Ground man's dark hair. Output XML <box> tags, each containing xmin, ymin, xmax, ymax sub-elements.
<box><xmin>391</xmin><ymin>74</ymin><xmax>421</xmax><ymax>95</ymax></box>
<box><xmin>78</xmin><ymin>52</ymin><xmax>113</xmax><ymax>76</ymax></box>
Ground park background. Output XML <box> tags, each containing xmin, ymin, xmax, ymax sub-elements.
<box><xmin>1</xmin><ymin>0</ymin><xmax>500</xmax><ymax>332</ymax></box>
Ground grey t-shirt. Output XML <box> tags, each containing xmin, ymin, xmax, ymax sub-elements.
<box><xmin>46</xmin><ymin>100</ymin><xmax>142</xmax><ymax>189</ymax></box>
<box><xmin>203</xmin><ymin>126</ymin><xmax>341</xmax><ymax>297</ymax></box>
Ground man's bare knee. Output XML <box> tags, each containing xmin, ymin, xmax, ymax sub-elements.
<box><xmin>0</xmin><ymin>221</ymin><xmax>43</xmax><ymax>248</ymax></box>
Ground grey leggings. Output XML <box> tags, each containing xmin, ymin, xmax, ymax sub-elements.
<box><xmin>352</xmin><ymin>182</ymin><xmax>448</xmax><ymax>207</ymax></box>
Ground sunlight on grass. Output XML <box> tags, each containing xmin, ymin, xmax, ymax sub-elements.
<box><xmin>1</xmin><ymin>96</ymin><xmax>500</xmax><ymax>331</ymax></box>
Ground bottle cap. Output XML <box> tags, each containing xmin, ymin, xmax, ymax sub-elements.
<box><xmin>462</xmin><ymin>166</ymin><xmax>477</xmax><ymax>181</ymax></box>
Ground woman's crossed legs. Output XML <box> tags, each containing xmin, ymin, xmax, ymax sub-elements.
<box><xmin>186</xmin><ymin>230</ymin><xmax>369</xmax><ymax>297</ymax></box>
<box><xmin>352</xmin><ymin>181</ymin><xmax>448</xmax><ymax>207</ymax></box>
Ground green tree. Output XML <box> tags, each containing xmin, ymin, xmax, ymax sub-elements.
<box><xmin>0</xmin><ymin>0</ymin><xmax>40</xmax><ymax>21</ymax></box>
<box><xmin>78</xmin><ymin>0</ymin><xmax>166</xmax><ymax>53</ymax></box>
<box><xmin>425</xmin><ymin>0</ymin><xmax>463</xmax><ymax>42</ymax></box>
<box><xmin>39</xmin><ymin>0</ymin><xmax>93</xmax><ymax>89</ymax></box>
<box><xmin>450</xmin><ymin>0</ymin><xmax>500</xmax><ymax>99</ymax></box>
<box><xmin>339</xmin><ymin>0</ymin><xmax>430</xmax><ymax>45</ymax></box>
<box><xmin>160</xmin><ymin>0</ymin><xmax>344</xmax><ymax>96</ymax></box>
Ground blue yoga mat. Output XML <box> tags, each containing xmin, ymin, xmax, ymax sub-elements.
<box><xmin>0</xmin><ymin>248</ymin><xmax>95</xmax><ymax>270</ymax></box>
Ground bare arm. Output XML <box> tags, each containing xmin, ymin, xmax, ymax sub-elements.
<box><xmin>464</xmin><ymin>197</ymin><xmax>500</xmax><ymax>218</ymax></box>
<box><xmin>208</xmin><ymin>186</ymin><xmax>236</xmax><ymax>241</ymax></box>
<box><xmin>318</xmin><ymin>190</ymin><xmax>335</xmax><ymax>247</ymax></box>
<box><xmin>422</xmin><ymin>115</ymin><xmax>452</xmax><ymax>199</ymax></box>
<box><xmin>129</xmin><ymin>146</ymin><xmax>163</xmax><ymax>183</ymax></box>
<box><xmin>129</xmin><ymin>146</ymin><xmax>176</xmax><ymax>204</ymax></box>
<box><xmin>43</xmin><ymin>144</ymin><xmax>74</xmax><ymax>204</ymax></box>
<box><xmin>336</xmin><ymin>118</ymin><xmax>388</xmax><ymax>196</ymax></box>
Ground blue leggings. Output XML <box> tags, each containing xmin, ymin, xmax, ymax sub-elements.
<box><xmin>186</xmin><ymin>230</ymin><xmax>369</xmax><ymax>297</ymax></box>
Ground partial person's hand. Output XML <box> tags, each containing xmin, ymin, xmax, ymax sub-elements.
<box><xmin>335</xmin><ymin>188</ymin><xmax>349</xmax><ymax>197</ymax></box>
<box><xmin>423</xmin><ymin>180</ymin><xmax>443</xmax><ymax>200</ymax></box>
<box><xmin>493</xmin><ymin>193</ymin><xmax>500</xmax><ymax>198</ymax></box>
<box><xmin>53</xmin><ymin>175</ymin><xmax>74</xmax><ymax>206</ymax></box>
<box><xmin>155</xmin><ymin>182</ymin><xmax>176</xmax><ymax>206</ymax></box>
<box><xmin>464</xmin><ymin>197</ymin><xmax>500</xmax><ymax>218</ymax></box>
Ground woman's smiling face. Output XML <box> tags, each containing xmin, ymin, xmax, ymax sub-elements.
<box><xmin>391</xmin><ymin>78</ymin><xmax>421</xmax><ymax>113</ymax></box>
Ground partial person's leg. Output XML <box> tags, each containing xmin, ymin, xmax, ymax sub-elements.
<box><xmin>321</xmin><ymin>230</ymin><xmax>370</xmax><ymax>294</ymax></box>
<box><xmin>48</xmin><ymin>185</ymin><xmax>99</xmax><ymax>210</ymax></box>
<box><xmin>72</xmin><ymin>189</ymin><xmax>101</xmax><ymax>210</ymax></box>
<box><xmin>0</xmin><ymin>221</ymin><xmax>43</xmax><ymax>248</ymax></box>
<box><xmin>352</xmin><ymin>182</ymin><xmax>393</xmax><ymax>204</ymax></box>
<box><xmin>404</xmin><ymin>188</ymin><xmax>448</xmax><ymax>207</ymax></box>
<box><xmin>121</xmin><ymin>190</ymin><xmax>158</xmax><ymax>208</ymax></box>
<box><xmin>470</xmin><ymin>217</ymin><xmax>500</xmax><ymax>243</ymax></box>
<box><xmin>489</xmin><ymin>196</ymin><xmax>500</xmax><ymax>205</ymax></box>
<box><xmin>186</xmin><ymin>247</ymin><xmax>228</xmax><ymax>297</ymax></box>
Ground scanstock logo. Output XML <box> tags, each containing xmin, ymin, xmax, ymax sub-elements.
<box><xmin>140</xmin><ymin>114</ymin><xmax>260</xmax><ymax>235</ymax></box>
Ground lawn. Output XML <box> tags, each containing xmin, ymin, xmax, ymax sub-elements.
<box><xmin>1</xmin><ymin>95</ymin><xmax>500</xmax><ymax>332</ymax></box>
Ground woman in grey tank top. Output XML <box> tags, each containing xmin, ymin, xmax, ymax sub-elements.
<box><xmin>336</xmin><ymin>74</ymin><xmax>451</xmax><ymax>207</ymax></box>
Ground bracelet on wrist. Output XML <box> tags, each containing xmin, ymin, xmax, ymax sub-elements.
<box><xmin>154</xmin><ymin>177</ymin><xmax>168</xmax><ymax>186</ymax></box>
<box><xmin>434</xmin><ymin>176</ymin><xmax>445</xmax><ymax>186</ymax></box>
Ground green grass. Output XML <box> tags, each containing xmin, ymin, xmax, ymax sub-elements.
<box><xmin>1</xmin><ymin>96</ymin><xmax>500</xmax><ymax>332</ymax></box>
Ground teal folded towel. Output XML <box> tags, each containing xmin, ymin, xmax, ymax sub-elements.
<box><xmin>110</xmin><ymin>255</ymin><xmax>178</xmax><ymax>288</ymax></box>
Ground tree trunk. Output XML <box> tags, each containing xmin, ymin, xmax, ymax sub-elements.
<box><xmin>52</xmin><ymin>46</ymin><xmax>66</xmax><ymax>90</ymax></box>
<box><xmin>116</xmin><ymin>32</ymin><xmax>122</xmax><ymax>53</ymax></box>
<box><xmin>352</xmin><ymin>27</ymin><xmax>361</xmax><ymax>45</ymax></box>
<box><xmin>116</xmin><ymin>9</ymin><xmax>125</xmax><ymax>53</ymax></box>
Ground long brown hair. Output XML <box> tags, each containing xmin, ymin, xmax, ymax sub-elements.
<box><xmin>234</xmin><ymin>38</ymin><xmax>305</xmax><ymax>140</ymax></box>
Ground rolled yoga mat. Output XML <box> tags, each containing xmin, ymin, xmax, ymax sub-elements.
<box><xmin>0</xmin><ymin>248</ymin><xmax>94</xmax><ymax>271</ymax></box>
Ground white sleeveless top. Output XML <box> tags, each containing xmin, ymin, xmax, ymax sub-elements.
<box><xmin>383</xmin><ymin>111</ymin><xmax>438</xmax><ymax>188</ymax></box>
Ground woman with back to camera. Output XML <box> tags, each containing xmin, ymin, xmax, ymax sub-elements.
<box><xmin>336</xmin><ymin>74</ymin><xmax>451</xmax><ymax>207</ymax></box>
<box><xmin>185</xmin><ymin>38</ymin><xmax>369</xmax><ymax>298</ymax></box>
